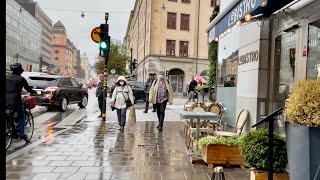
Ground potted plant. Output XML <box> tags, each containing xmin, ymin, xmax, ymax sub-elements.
<box><xmin>198</xmin><ymin>135</ymin><xmax>244</xmax><ymax>168</ymax></box>
<box><xmin>284</xmin><ymin>80</ymin><xmax>320</xmax><ymax>180</ymax></box>
<box><xmin>239</xmin><ymin>129</ymin><xmax>289</xmax><ymax>180</ymax></box>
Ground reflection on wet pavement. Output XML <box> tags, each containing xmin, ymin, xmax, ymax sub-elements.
<box><xmin>6</xmin><ymin>120</ymin><xmax>249</xmax><ymax>180</ymax></box>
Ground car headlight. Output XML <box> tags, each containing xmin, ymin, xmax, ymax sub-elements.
<box><xmin>44</xmin><ymin>94</ymin><xmax>53</xmax><ymax>99</ymax></box>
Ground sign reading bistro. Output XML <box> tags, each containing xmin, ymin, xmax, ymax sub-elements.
<box><xmin>239</xmin><ymin>50</ymin><xmax>259</xmax><ymax>65</ymax></box>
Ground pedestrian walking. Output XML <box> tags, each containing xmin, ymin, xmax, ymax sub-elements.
<box><xmin>188</xmin><ymin>76</ymin><xmax>198</xmax><ymax>101</ymax></box>
<box><xmin>143</xmin><ymin>73</ymin><xmax>157</xmax><ymax>113</ymax></box>
<box><xmin>111</xmin><ymin>76</ymin><xmax>134</xmax><ymax>131</ymax></box>
<box><xmin>96</xmin><ymin>74</ymin><xmax>105</xmax><ymax>118</ymax></box>
<box><xmin>149</xmin><ymin>71</ymin><xmax>173</xmax><ymax>131</ymax></box>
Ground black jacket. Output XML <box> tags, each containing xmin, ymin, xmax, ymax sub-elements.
<box><xmin>6</xmin><ymin>74</ymin><xmax>36</xmax><ymax>106</ymax></box>
<box><xmin>188</xmin><ymin>80</ymin><xmax>198</xmax><ymax>92</ymax></box>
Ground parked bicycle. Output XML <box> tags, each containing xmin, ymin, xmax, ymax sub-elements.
<box><xmin>6</xmin><ymin>95</ymin><xmax>35</xmax><ymax>150</ymax></box>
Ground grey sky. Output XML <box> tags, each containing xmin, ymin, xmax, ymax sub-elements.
<box><xmin>36</xmin><ymin>0</ymin><xmax>135</xmax><ymax>65</ymax></box>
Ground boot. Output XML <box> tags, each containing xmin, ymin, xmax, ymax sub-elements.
<box><xmin>143</xmin><ymin>110</ymin><xmax>148</xmax><ymax>113</ymax></box>
<box><xmin>152</xmin><ymin>109</ymin><xmax>156</xmax><ymax>112</ymax></box>
<box><xmin>119</xmin><ymin>126</ymin><xmax>122</xmax><ymax>131</ymax></box>
<box><xmin>158</xmin><ymin>127</ymin><xmax>163</xmax><ymax>131</ymax></box>
<box><xmin>121</xmin><ymin>126</ymin><xmax>124</xmax><ymax>132</ymax></box>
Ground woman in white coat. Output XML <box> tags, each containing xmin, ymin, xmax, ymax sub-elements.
<box><xmin>111</xmin><ymin>76</ymin><xmax>134</xmax><ymax>131</ymax></box>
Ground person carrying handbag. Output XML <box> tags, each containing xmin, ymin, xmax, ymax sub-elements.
<box><xmin>111</xmin><ymin>76</ymin><xmax>134</xmax><ymax>131</ymax></box>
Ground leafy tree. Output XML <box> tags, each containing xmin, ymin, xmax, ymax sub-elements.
<box><xmin>95</xmin><ymin>44</ymin><xmax>129</xmax><ymax>75</ymax></box>
<box><xmin>208</xmin><ymin>6</ymin><xmax>219</xmax><ymax>87</ymax></box>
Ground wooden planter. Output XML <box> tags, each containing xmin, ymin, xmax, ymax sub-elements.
<box><xmin>250</xmin><ymin>169</ymin><xmax>289</xmax><ymax>180</ymax></box>
<box><xmin>202</xmin><ymin>144</ymin><xmax>245</xmax><ymax>168</ymax></box>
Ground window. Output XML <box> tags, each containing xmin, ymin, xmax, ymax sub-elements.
<box><xmin>179</xmin><ymin>41</ymin><xmax>188</xmax><ymax>57</ymax></box>
<box><xmin>211</xmin><ymin>0</ymin><xmax>216</xmax><ymax>7</ymax></box>
<box><xmin>182</xmin><ymin>0</ymin><xmax>190</xmax><ymax>3</ymax></box>
<box><xmin>307</xmin><ymin>19</ymin><xmax>320</xmax><ymax>80</ymax></box>
<box><xmin>180</xmin><ymin>14</ymin><xmax>190</xmax><ymax>30</ymax></box>
<box><xmin>167</xmin><ymin>13</ymin><xmax>177</xmax><ymax>29</ymax></box>
<box><xmin>70</xmin><ymin>78</ymin><xmax>80</xmax><ymax>87</ymax></box>
<box><xmin>60</xmin><ymin>78</ymin><xmax>73</xmax><ymax>86</ymax></box>
<box><xmin>166</xmin><ymin>40</ymin><xmax>175</xmax><ymax>56</ymax></box>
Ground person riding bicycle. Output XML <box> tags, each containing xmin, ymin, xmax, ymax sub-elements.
<box><xmin>6</xmin><ymin>62</ymin><xmax>36</xmax><ymax>141</ymax></box>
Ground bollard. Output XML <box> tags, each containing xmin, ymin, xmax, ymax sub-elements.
<box><xmin>211</xmin><ymin>166</ymin><xmax>225</xmax><ymax>180</ymax></box>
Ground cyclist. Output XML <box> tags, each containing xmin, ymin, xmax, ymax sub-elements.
<box><xmin>6</xmin><ymin>62</ymin><xmax>36</xmax><ymax>141</ymax></box>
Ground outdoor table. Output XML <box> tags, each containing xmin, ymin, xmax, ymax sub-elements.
<box><xmin>180</xmin><ymin>111</ymin><xmax>220</xmax><ymax>153</ymax></box>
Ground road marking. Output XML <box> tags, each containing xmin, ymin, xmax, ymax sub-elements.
<box><xmin>54</xmin><ymin>109</ymin><xmax>86</xmax><ymax>127</ymax></box>
<box><xmin>34</xmin><ymin>112</ymin><xmax>59</xmax><ymax>126</ymax></box>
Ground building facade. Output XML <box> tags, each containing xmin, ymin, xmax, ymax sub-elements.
<box><xmin>80</xmin><ymin>53</ymin><xmax>89</xmax><ymax>81</ymax></box>
<box><xmin>65</xmin><ymin>39</ymin><xmax>78</xmax><ymax>77</ymax></box>
<box><xmin>125</xmin><ymin>0</ymin><xmax>214</xmax><ymax>95</ymax></box>
<box><xmin>16</xmin><ymin>0</ymin><xmax>55</xmax><ymax>71</ymax></box>
<box><xmin>6</xmin><ymin>0</ymin><xmax>41</xmax><ymax>71</ymax></box>
<box><xmin>51</xmin><ymin>21</ymin><xmax>67</xmax><ymax>75</ymax></box>
<box><xmin>206</xmin><ymin>0</ymin><xmax>320</xmax><ymax>131</ymax></box>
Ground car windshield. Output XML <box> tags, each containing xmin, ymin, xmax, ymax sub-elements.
<box><xmin>27</xmin><ymin>77</ymin><xmax>59</xmax><ymax>89</ymax></box>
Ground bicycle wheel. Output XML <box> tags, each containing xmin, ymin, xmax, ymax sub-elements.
<box><xmin>25</xmin><ymin>111</ymin><xmax>34</xmax><ymax>141</ymax></box>
<box><xmin>6</xmin><ymin>119</ymin><xmax>13</xmax><ymax>150</ymax></box>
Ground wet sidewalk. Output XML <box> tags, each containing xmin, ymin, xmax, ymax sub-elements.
<box><xmin>6</xmin><ymin>120</ymin><xmax>249</xmax><ymax>180</ymax></box>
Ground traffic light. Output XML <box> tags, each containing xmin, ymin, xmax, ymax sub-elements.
<box><xmin>99</xmin><ymin>24</ymin><xmax>110</xmax><ymax>51</ymax></box>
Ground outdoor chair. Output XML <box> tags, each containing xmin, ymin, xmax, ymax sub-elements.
<box><xmin>185</xmin><ymin>103</ymin><xmax>208</xmax><ymax>149</ymax></box>
<box><xmin>203</xmin><ymin>99</ymin><xmax>215</xmax><ymax>109</ymax></box>
<box><xmin>212</xmin><ymin>109</ymin><xmax>249</xmax><ymax>137</ymax></box>
<box><xmin>183</xmin><ymin>100</ymin><xmax>200</xmax><ymax>135</ymax></box>
<box><xmin>207</xmin><ymin>103</ymin><xmax>224</xmax><ymax>131</ymax></box>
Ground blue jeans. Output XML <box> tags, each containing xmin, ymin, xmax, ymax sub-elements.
<box><xmin>12</xmin><ymin>103</ymin><xmax>25</xmax><ymax>136</ymax></box>
<box><xmin>117</xmin><ymin>108</ymin><xmax>127</xmax><ymax>126</ymax></box>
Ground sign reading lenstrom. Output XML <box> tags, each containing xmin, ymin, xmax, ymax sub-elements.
<box><xmin>239</xmin><ymin>50</ymin><xmax>259</xmax><ymax>65</ymax></box>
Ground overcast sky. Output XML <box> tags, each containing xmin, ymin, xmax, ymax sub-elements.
<box><xmin>36</xmin><ymin>0</ymin><xmax>135</xmax><ymax>65</ymax></box>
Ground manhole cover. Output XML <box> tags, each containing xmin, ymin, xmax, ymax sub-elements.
<box><xmin>138</xmin><ymin>144</ymin><xmax>158</xmax><ymax>150</ymax></box>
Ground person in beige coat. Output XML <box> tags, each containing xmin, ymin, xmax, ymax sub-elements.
<box><xmin>149</xmin><ymin>70</ymin><xmax>173</xmax><ymax>131</ymax></box>
<box><xmin>111</xmin><ymin>76</ymin><xmax>134</xmax><ymax>131</ymax></box>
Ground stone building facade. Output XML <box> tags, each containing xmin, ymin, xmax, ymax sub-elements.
<box><xmin>125</xmin><ymin>0</ymin><xmax>215</xmax><ymax>95</ymax></box>
<box><xmin>6</xmin><ymin>0</ymin><xmax>41</xmax><ymax>71</ymax></box>
<box><xmin>16</xmin><ymin>0</ymin><xmax>55</xmax><ymax>70</ymax></box>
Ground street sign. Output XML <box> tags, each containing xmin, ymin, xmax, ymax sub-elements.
<box><xmin>90</xmin><ymin>27</ymin><xmax>101</xmax><ymax>43</ymax></box>
<box><xmin>111</xmin><ymin>69</ymin><xmax>116</xmax><ymax>74</ymax></box>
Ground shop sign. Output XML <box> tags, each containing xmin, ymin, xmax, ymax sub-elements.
<box><xmin>239</xmin><ymin>50</ymin><xmax>259</xmax><ymax>65</ymax></box>
<box><xmin>214</xmin><ymin>0</ymin><xmax>265</xmax><ymax>37</ymax></box>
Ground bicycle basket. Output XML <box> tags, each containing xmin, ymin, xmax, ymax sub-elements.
<box><xmin>23</xmin><ymin>96</ymin><xmax>36</xmax><ymax>109</ymax></box>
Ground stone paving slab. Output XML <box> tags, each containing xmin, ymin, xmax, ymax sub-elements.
<box><xmin>6</xmin><ymin>120</ymin><xmax>249</xmax><ymax>180</ymax></box>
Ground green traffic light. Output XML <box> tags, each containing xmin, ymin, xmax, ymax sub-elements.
<box><xmin>100</xmin><ymin>41</ymin><xmax>108</xmax><ymax>49</ymax></box>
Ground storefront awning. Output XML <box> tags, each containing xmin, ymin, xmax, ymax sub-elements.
<box><xmin>207</xmin><ymin>0</ymin><xmax>295</xmax><ymax>43</ymax></box>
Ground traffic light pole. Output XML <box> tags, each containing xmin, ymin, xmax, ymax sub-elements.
<box><xmin>101</xmin><ymin>13</ymin><xmax>110</xmax><ymax>121</ymax></box>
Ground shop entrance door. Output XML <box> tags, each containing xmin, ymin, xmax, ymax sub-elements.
<box><xmin>168</xmin><ymin>68</ymin><xmax>184</xmax><ymax>95</ymax></box>
<box><xmin>272</xmin><ymin>31</ymin><xmax>296</xmax><ymax>132</ymax></box>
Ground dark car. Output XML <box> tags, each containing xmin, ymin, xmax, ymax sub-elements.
<box><xmin>27</xmin><ymin>75</ymin><xmax>88</xmax><ymax>112</ymax></box>
<box><xmin>109</xmin><ymin>81</ymin><xmax>145</xmax><ymax>103</ymax></box>
<box><xmin>128</xmin><ymin>81</ymin><xmax>146</xmax><ymax>103</ymax></box>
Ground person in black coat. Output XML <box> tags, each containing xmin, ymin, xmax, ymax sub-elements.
<box><xmin>188</xmin><ymin>76</ymin><xmax>198</xmax><ymax>101</ymax></box>
<box><xmin>6</xmin><ymin>63</ymin><xmax>36</xmax><ymax>141</ymax></box>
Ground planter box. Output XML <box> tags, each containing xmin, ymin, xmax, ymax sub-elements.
<box><xmin>202</xmin><ymin>144</ymin><xmax>245</xmax><ymax>168</ymax></box>
<box><xmin>286</xmin><ymin>122</ymin><xmax>320</xmax><ymax>180</ymax></box>
<box><xmin>250</xmin><ymin>169</ymin><xmax>289</xmax><ymax>180</ymax></box>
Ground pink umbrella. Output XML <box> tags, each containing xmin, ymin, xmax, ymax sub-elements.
<box><xmin>194</xmin><ymin>76</ymin><xmax>207</xmax><ymax>84</ymax></box>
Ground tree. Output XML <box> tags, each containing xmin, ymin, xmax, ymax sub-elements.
<box><xmin>95</xmin><ymin>44</ymin><xmax>129</xmax><ymax>75</ymax></box>
<box><xmin>208</xmin><ymin>6</ymin><xmax>219</xmax><ymax>87</ymax></box>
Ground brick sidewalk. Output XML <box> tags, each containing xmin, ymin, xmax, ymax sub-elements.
<box><xmin>6</xmin><ymin>120</ymin><xmax>249</xmax><ymax>180</ymax></box>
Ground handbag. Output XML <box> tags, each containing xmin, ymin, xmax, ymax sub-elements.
<box><xmin>122</xmin><ymin>87</ymin><xmax>132</xmax><ymax>108</ymax></box>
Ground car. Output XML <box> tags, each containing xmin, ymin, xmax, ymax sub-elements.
<box><xmin>21</xmin><ymin>72</ymin><xmax>49</xmax><ymax>80</ymax></box>
<box><xmin>27</xmin><ymin>75</ymin><xmax>88</xmax><ymax>112</ymax></box>
<box><xmin>108</xmin><ymin>81</ymin><xmax>145</xmax><ymax>103</ymax></box>
<box><xmin>127</xmin><ymin>81</ymin><xmax>146</xmax><ymax>103</ymax></box>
